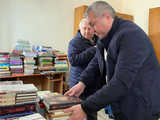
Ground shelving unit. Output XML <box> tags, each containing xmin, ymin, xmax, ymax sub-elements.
<box><xmin>0</xmin><ymin>72</ymin><xmax>64</xmax><ymax>94</ymax></box>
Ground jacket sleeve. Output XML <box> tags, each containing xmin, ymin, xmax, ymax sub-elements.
<box><xmin>68</xmin><ymin>40</ymin><xmax>96</xmax><ymax>66</ymax></box>
<box><xmin>79</xmin><ymin>53</ymin><xmax>100</xmax><ymax>87</ymax></box>
<box><xmin>81</xmin><ymin>29</ymin><xmax>150</xmax><ymax>112</ymax></box>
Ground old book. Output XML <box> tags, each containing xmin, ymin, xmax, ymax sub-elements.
<box><xmin>0</xmin><ymin>103</ymin><xmax>35</xmax><ymax>116</ymax></box>
<box><xmin>43</xmin><ymin>93</ymin><xmax>82</xmax><ymax>111</ymax></box>
<box><xmin>0</xmin><ymin>84</ymin><xmax>38</xmax><ymax>93</ymax></box>
<box><xmin>17</xmin><ymin>113</ymin><xmax>46</xmax><ymax>120</ymax></box>
<box><xmin>0</xmin><ymin>80</ymin><xmax>23</xmax><ymax>85</ymax></box>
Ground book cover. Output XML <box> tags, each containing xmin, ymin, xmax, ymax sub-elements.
<box><xmin>0</xmin><ymin>103</ymin><xmax>35</xmax><ymax>116</ymax></box>
<box><xmin>43</xmin><ymin>93</ymin><xmax>81</xmax><ymax>110</ymax></box>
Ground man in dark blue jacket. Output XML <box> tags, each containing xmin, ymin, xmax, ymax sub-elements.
<box><xmin>68</xmin><ymin>18</ymin><xmax>101</xmax><ymax>120</ymax></box>
<box><xmin>65</xmin><ymin>1</ymin><xmax>160</xmax><ymax>120</ymax></box>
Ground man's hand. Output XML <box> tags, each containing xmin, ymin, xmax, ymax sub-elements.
<box><xmin>64</xmin><ymin>82</ymin><xmax>86</xmax><ymax>97</ymax></box>
<box><xmin>63</xmin><ymin>104</ymin><xmax>86</xmax><ymax>120</ymax></box>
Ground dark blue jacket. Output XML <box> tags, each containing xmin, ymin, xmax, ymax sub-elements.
<box><xmin>80</xmin><ymin>17</ymin><xmax>160</xmax><ymax>120</ymax></box>
<box><xmin>68</xmin><ymin>30</ymin><xmax>101</xmax><ymax>98</ymax></box>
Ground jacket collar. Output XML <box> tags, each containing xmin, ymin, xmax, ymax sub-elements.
<box><xmin>100</xmin><ymin>16</ymin><xmax>120</xmax><ymax>49</ymax></box>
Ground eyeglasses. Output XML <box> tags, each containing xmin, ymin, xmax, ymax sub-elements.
<box><xmin>89</xmin><ymin>18</ymin><xmax>97</xmax><ymax>28</ymax></box>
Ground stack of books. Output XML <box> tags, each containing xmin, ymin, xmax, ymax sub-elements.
<box><xmin>0</xmin><ymin>83</ymin><xmax>38</xmax><ymax>119</ymax></box>
<box><xmin>46</xmin><ymin>109</ymin><xmax>71</xmax><ymax>120</ymax></box>
<box><xmin>23</xmin><ymin>52</ymin><xmax>36</xmax><ymax>75</ymax></box>
<box><xmin>43</xmin><ymin>93</ymin><xmax>81</xmax><ymax>120</ymax></box>
<box><xmin>54</xmin><ymin>51</ymin><xmax>69</xmax><ymax>72</ymax></box>
<box><xmin>22</xmin><ymin>40</ymin><xmax>37</xmax><ymax>75</ymax></box>
<box><xmin>37</xmin><ymin>90</ymin><xmax>51</xmax><ymax>103</ymax></box>
<box><xmin>38</xmin><ymin>55</ymin><xmax>55</xmax><ymax>71</ymax></box>
<box><xmin>9</xmin><ymin>54</ymin><xmax>23</xmax><ymax>74</ymax></box>
<box><xmin>12</xmin><ymin>40</ymin><xmax>31</xmax><ymax>55</ymax></box>
<box><xmin>0</xmin><ymin>52</ymin><xmax>11</xmax><ymax>76</ymax></box>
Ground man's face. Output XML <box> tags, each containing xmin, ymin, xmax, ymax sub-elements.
<box><xmin>87</xmin><ymin>11</ymin><xmax>112</xmax><ymax>38</ymax></box>
<box><xmin>80</xmin><ymin>21</ymin><xmax>94</xmax><ymax>40</ymax></box>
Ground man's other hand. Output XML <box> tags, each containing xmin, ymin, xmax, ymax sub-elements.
<box><xmin>63</xmin><ymin>104</ymin><xmax>86</xmax><ymax>120</ymax></box>
<box><xmin>64</xmin><ymin>82</ymin><xmax>86</xmax><ymax>97</ymax></box>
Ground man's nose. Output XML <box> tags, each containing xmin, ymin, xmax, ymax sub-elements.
<box><xmin>86</xmin><ymin>29</ymin><xmax>89</xmax><ymax>33</ymax></box>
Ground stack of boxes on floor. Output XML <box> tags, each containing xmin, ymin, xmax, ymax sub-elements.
<box><xmin>0</xmin><ymin>52</ymin><xmax>11</xmax><ymax>76</ymax></box>
<box><xmin>0</xmin><ymin>81</ymin><xmax>46</xmax><ymax>120</ymax></box>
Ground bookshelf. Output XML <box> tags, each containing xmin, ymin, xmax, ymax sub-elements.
<box><xmin>0</xmin><ymin>72</ymin><xmax>64</xmax><ymax>94</ymax></box>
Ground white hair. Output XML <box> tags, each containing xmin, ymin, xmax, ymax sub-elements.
<box><xmin>79</xmin><ymin>18</ymin><xmax>89</xmax><ymax>29</ymax></box>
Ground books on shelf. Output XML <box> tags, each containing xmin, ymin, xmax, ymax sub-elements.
<box><xmin>9</xmin><ymin>54</ymin><xmax>23</xmax><ymax>74</ymax></box>
<box><xmin>23</xmin><ymin>52</ymin><xmax>36</xmax><ymax>75</ymax></box>
<box><xmin>53</xmin><ymin>51</ymin><xmax>69</xmax><ymax>72</ymax></box>
<box><xmin>37</xmin><ymin>55</ymin><xmax>55</xmax><ymax>71</ymax></box>
<box><xmin>43</xmin><ymin>93</ymin><xmax>82</xmax><ymax>111</ymax></box>
<box><xmin>0</xmin><ymin>52</ymin><xmax>11</xmax><ymax>76</ymax></box>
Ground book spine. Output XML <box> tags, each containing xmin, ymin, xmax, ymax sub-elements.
<box><xmin>0</xmin><ymin>104</ymin><xmax>35</xmax><ymax>116</ymax></box>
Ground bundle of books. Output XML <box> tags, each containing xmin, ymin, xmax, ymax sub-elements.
<box><xmin>21</xmin><ymin>40</ymin><xmax>37</xmax><ymax>75</ymax></box>
<box><xmin>9</xmin><ymin>54</ymin><xmax>23</xmax><ymax>74</ymax></box>
<box><xmin>43</xmin><ymin>93</ymin><xmax>81</xmax><ymax>120</ymax></box>
<box><xmin>23</xmin><ymin>52</ymin><xmax>36</xmax><ymax>75</ymax></box>
<box><xmin>54</xmin><ymin>51</ymin><xmax>69</xmax><ymax>72</ymax></box>
<box><xmin>37</xmin><ymin>55</ymin><xmax>55</xmax><ymax>71</ymax></box>
<box><xmin>0</xmin><ymin>83</ymin><xmax>38</xmax><ymax>119</ymax></box>
<box><xmin>0</xmin><ymin>52</ymin><xmax>11</xmax><ymax>76</ymax></box>
<box><xmin>46</xmin><ymin>109</ymin><xmax>71</xmax><ymax>120</ymax></box>
<box><xmin>12</xmin><ymin>40</ymin><xmax>31</xmax><ymax>54</ymax></box>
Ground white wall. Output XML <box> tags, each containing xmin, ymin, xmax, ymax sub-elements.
<box><xmin>0</xmin><ymin>0</ymin><xmax>11</xmax><ymax>52</ymax></box>
<box><xmin>0</xmin><ymin>0</ymin><xmax>160</xmax><ymax>53</ymax></box>
<box><xmin>0</xmin><ymin>0</ymin><xmax>73</xmax><ymax>53</ymax></box>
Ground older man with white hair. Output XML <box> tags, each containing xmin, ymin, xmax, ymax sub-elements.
<box><xmin>67</xmin><ymin>18</ymin><xmax>101</xmax><ymax>120</ymax></box>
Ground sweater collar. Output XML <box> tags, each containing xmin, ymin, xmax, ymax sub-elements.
<box><xmin>76</xmin><ymin>30</ymin><xmax>98</xmax><ymax>44</ymax></box>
